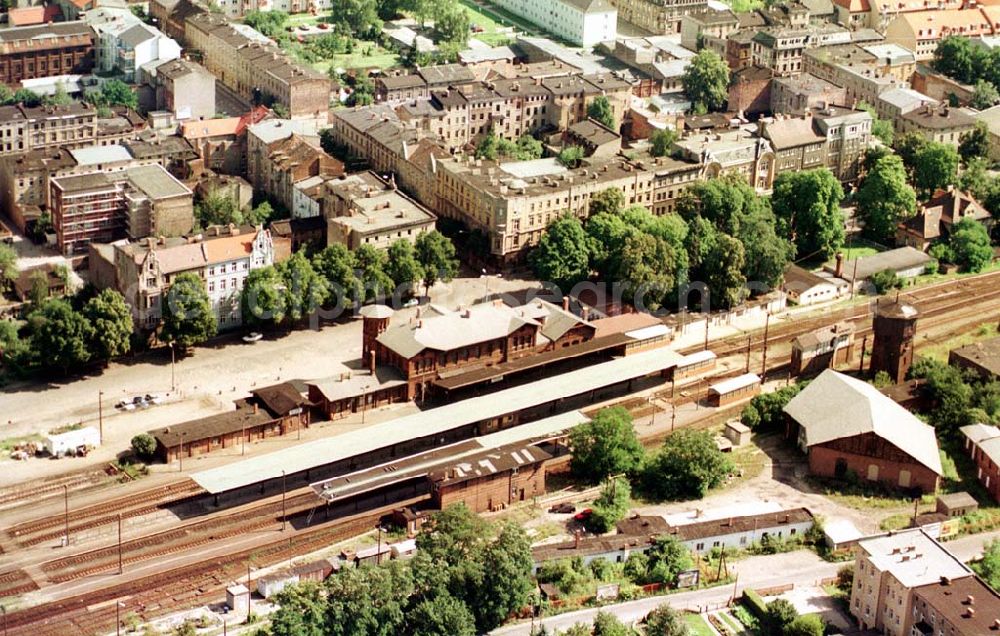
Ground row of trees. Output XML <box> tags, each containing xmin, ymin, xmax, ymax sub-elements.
<box><xmin>1</xmin><ymin>290</ymin><xmax>133</xmax><ymax>375</ymax></box>
<box><xmin>267</xmin><ymin>504</ymin><xmax>533</xmax><ymax>636</ymax></box>
<box><xmin>194</xmin><ymin>190</ymin><xmax>278</xmax><ymax>229</ymax></box>
<box><xmin>530</xmin><ymin>174</ymin><xmax>799</xmax><ymax>311</ymax></box>
<box><xmin>241</xmin><ymin>232</ymin><xmax>459</xmax><ymax>328</ymax></box>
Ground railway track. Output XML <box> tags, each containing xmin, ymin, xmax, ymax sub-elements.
<box><xmin>0</xmin><ymin>568</ymin><xmax>38</xmax><ymax>598</ymax></box>
<box><xmin>0</xmin><ymin>468</ymin><xmax>111</xmax><ymax>512</ymax></box>
<box><xmin>6</xmin><ymin>479</ymin><xmax>204</xmax><ymax>548</ymax></box>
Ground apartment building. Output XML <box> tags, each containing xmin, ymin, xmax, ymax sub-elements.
<box><xmin>761</xmin><ymin>115</ymin><xmax>827</xmax><ymax>176</ymax></box>
<box><xmin>0</xmin><ymin>102</ymin><xmax>99</xmax><ymax>157</ymax></box>
<box><xmin>614</xmin><ymin>0</ymin><xmax>708</xmax><ymax>35</ymax></box>
<box><xmin>812</xmin><ymin>105</ymin><xmax>872</xmax><ymax>182</ymax></box>
<box><xmin>675</xmin><ymin>126</ymin><xmax>776</xmax><ymax>191</ymax></box>
<box><xmin>868</xmin><ymin>0</ymin><xmax>963</xmax><ymax>33</ymax></box>
<box><xmin>112</xmin><ymin>225</ymin><xmax>274</xmax><ymax>331</ymax></box>
<box><xmin>770</xmin><ymin>73</ymin><xmax>846</xmax><ymax>115</ymax></box>
<box><xmin>84</xmin><ymin>6</ymin><xmax>180</xmax><ymax>82</ymax></box>
<box><xmin>493</xmin><ymin>0</ymin><xmax>617</xmax><ymax>47</ymax></box>
<box><xmin>885</xmin><ymin>8</ymin><xmax>998</xmax><ymax>61</ymax></box>
<box><xmin>184</xmin><ymin>13</ymin><xmax>330</xmax><ymax>124</ymax></box>
<box><xmin>897</xmin><ymin>103</ymin><xmax>977</xmax><ymax>145</ymax></box>
<box><xmin>680</xmin><ymin>9</ymin><xmax>738</xmax><ymax>49</ymax></box>
<box><xmin>258</xmin><ymin>133</ymin><xmax>343</xmax><ymax>213</ymax></box>
<box><xmin>850</xmin><ymin>529</ymin><xmax>974</xmax><ymax>636</ymax></box>
<box><xmin>0</xmin><ymin>22</ymin><xmax>95</xmax><ymax>84</ymax></box>
<box><xmin>144</xmin><ymin>58</ymin><xmax>217</xmax><ymax>122</ymax></box>
<box><xmin>322</xmin><ymin>171</ymin><xmax>437</xmax><ymax>251</ymax></box>
<box><xmin>751</xmin><ymin>28</ymin><xmax>810</xmax><ymax>76</ymax></box>
<box><xmin>50</xmin><ymin>163</ymin><xmax>194</xmax><ymax>255</ymax></box>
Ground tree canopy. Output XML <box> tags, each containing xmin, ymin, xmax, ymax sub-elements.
<box><xmin>771</xmin><ymin>168</ymin><xmax>845</xmax><ymax>260</ymax></box>
<box><xmin>587</xmin><ymin>96</ymin><xmax>616</xmax><ymax>130</ymax></box>
<box><xmin>949</xmin><ymin>218</ymin><xmax>993</xmax><ymax>273</ymax></box>
<box><xmin>27</xmin><ymin>298</ymin><xmax>94</xmax><ymax>373</ymax></box>
<box><xmin>642</xmin><ymin>429</ymin><xmax>733</xmax><ymax>500</ymax></box>
<box><xmin>415</xmin><ymin>231</ymin><xmax>459</xmax><ymax>290</ymax></box>
<box><xmin>682</xmin><ymin>49</ymin><xmax>729</xmax><ymax>113</ymax></box>
<box><xmin>587</xmin><ymin>477</ymin><xmax>631</xmax><ymax>533</ymax></box>
<box><xmin>912</xmin><ymin>142</ymin><xmax>959</xmax><ymax>197</ymax></box>
<box><xmin>161</xmin><ymin>272</ymin><xmax>217</xmax><ymax>349</ymax></box>
<box><xmin>568</xmin><ymin>406</ymin><xmax>644</xmax><ymax>483</ymax></box>
<box><xmin>856</xmin><ymin>154</ymin><xmax>916</xmax><ymax>244</ymax></box>
<box><xmin>650</xmin><ymin>128</ymin><xmax>678</xmax><ymax>158</ymax></box>
<box><xmin>82</xmin><ymin>289</ymin><xmax>133</xmax><ymax>361</ymax></box>
<box><xmin>959</xmin><ymin>121</ymin><xmax>991</xmax><ymax>164</ymax></box>
<box><xmin>529</xmin><ymin>215</ymin><xmax>591</xmax><ymax>289</ymax></box>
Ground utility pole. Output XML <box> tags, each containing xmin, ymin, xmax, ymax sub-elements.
<box><xmin>117</xmin><ymin>513</ymin><xmax>123</xmax><ymax>574</ymax></box>
<box><xmin>242</xmin><ymin>422</ymin><xmax>246</xmax><ymax>456</ymax></box>
<box><xmin>63</xmin><ymin>484</ymin><xmax>69</xmax><ymax>547</ymax></box>
<box><xmin>98</xmin><ymin>390</ymin><xmax>104</xmax><ymax>445</ymax></box>
<box><xmin>360</xmin><ymin>385</ymin><xmax>371</xmax><ymax>425</ymax></box>
<box><xmin>2</xmin><ymin>604</ymin><xmax>6</xmax><ymax>636</ymax></box>
<box><xmin>704</xmin><ymin>317</ymin><xmax>710</xmax><ymax>351</ymax></box>
<box><xmin>745</xmin><ymin>335</ymin><xmax>751</xmax><ymax>373</ymax></box>
<box><xmin>169</xmin><ymin>341</ymin><xmax>176</xmax><ymax>392</ymax></box>
<box><xmin>116</xmin><ymin>601</ymin><xmax>123</xmax><ymax>636</ymax></box>
<box><xmin>671</xmin><ymin>404</ymin><xmax>676</xmax><ymax>432</ymax></box>
<box><xmin>281</xmin><ymin>470</ymin><xmax>287</xmax><ymax>532</ymax></box>
<box><xmin>859</xmin><ymin>335</ymin><xmax>868</xmax><ymax>373</ymax></box>
<box><xmin>761</xmin><ymin>312</ymin><xmax>770</xmax><ymax>382</ymax></box>
<box><xmin>376</xmin><ymin>525</ymin><xmax>384</xmax><ymax>565</ymax></box>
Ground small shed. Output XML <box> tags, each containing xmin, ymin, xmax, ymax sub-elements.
<box><xmin>257</xmin><ymin>571</ymin><xmax>298</xmax><ymax>599</ymax></box>
<box><xmin>226</xmin><ymin>584</ymin><xmax>250</xmax><ymax>614</ymax></box>
<box><xmin>44</xmin><ymin>426</ymin><xmax>100</xmax><ymax>456</ymax></box>
<box><xmin>707</xmin><ymin>373</ymin><xmax>761</xmax><ymax>407</ymax></box>
<box><xmin>724</xmin><ymin>421</ymin><xmax>752</xmax><ymax>447</ymax></box>
<box><xmin>390</xmin><ymin>538</ymin><xmax>417</xmax><ymax>559</ymax></box>
<box><xmin>823</xmin><ymin>518</ymin><xmax>862</xmax><ymax>552</ymax></box>
<box><xmin>936</xmin><ymin>492</ymin><xmax>978</xmax><ymax>518</ymax></box>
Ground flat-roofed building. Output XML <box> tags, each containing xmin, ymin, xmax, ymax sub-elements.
<box><xmin>0</xmin><ymin>22</ymin><xmax>95</xmax><ymax>84</ymax></box>
<box><xmin>770</xmin><ymin>73</ymin><xmax>846</xmax><ymax>116</ymax></box>
<box><xmin>50</xmin><ymin>163</ymin><xmax>194</xmax><ymax>255</ymax></box>
<box><xmin>322</xmin><ymin>171</ymin><xmax>436</xmax><ymax>251</ymax></box>
<box><xmin>493</xmin><ymin>0</ymin><xmax>617</xmax><ymax>47</ymax></box>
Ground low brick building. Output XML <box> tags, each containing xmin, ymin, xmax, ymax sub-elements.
<box><xmin>0</xmin><ymin>22</ymin><xmax>95</xmax><ymax>84</ymax></box>
<box><xmin>785</xmin><ymin>369</ymin><xmax>942</xmax><ymax>493</ymax></box>
<box><xmin>790</xmin><ymin>322</ymin><xmax>854</xmax><ymax>376</ymax></box>
<box><xmin>707</xmin><ymin>373</ymin><xmax>760</xmax><ymax>407</ymax></box>
<box><xmin>429</xmin><ymin>443</ymin><xmax>550</xmax><ymax>513</ymax></box>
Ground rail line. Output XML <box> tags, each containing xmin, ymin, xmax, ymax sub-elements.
<box><xmin>6</xmin><ymin>480</ymin><xmax>204</xmax><ymax>548</ymax></box>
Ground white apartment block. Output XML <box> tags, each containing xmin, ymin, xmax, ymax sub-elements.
<box><xmin>84</xmin><ymin>7</ymin><xmax>180</xmax><ymax>82</ymax></box>
<box><xmin>491</xmin><ymin>0</ymin><xmax>617</xmax><ymax>47</ymax></box>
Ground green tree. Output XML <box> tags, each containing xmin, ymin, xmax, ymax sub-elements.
<box><xmin>557</xmin><ymin>145</ymin><xmax>584</xmax><ymax>168</ymax></box>
<box><xmin>592</xmin><ymin>612</ymin><xmax>631</xmax><ymax>636</ymax></box>
<box><xmin>313</xmin><ymin>243</ymin><xmax>361</xmax><ymax>306</ymax></box>
<box><xmin>771</xmin><ymin>168</ymin><xmax>845</xmax><ymax>259</ymax></box>
<box><xmin>348</xmin><ymin>75</ymin><xmax>375</xmax><ymax>107</ymax></box>
<box><xmin>959</xmin><ymin>121</ymin><xmax>991</xmax><ymax>164</ymax></box>
<box><xmin>530</xmin><ymin>215</ymin><xmax>591</xmax><ymax>289</ymax></box>
<box><xmin>130</xmin><ymin>433</ymin><xmax>157</xmax><ymax>460</ymax></box>
<box><xmin>856</xmin><ymin>154</ymin><xmax>916</xmax><ymax>243</ymax></box>
<box><xmin>242</xmin><ymin>266</ymin><xmax>287</xmax><ymax>327</ymax></box>
<box><xmin>587</xmin><ymin>96</ymin><xmax>616</xmax><ymax>129</ymax></box>
<box><xmin>913</xmin><ymin>142</ymin><xmax>959</xmax><ymax>197</ymax></box>
<box><xmin>354</xmin><ymin>244</ymin><xmax>395</xmax><ymax>302</ymax></box>
<box><xmin>465</xmin><ymin>522</ymin><xmax>534</xmax><ymax>631</ymax></box>
<box><xmin>589</xmin><ymin>188</ymin><xmax>626</xmax><ymax>217</ymax></box>
<box><xmin>243</xmin><ymin>9</ymin><xmax>289</xmax><ymax>37</ymax></box>
<box><xmin>415</xmin><ymin>231</ymin><xmax>458</xmax><ymax>290</ymax></box>
<box><xmin>958</xmin><ymin>157</ymin><xmax>992</xmax><ymax>200</ymax></box>
<box><xmin>11</xmin><ymin>88</ymin><xmax>42</xmax><ymax>107</ymax></box>
<box><xmin>588</xmin><ymin>477</ymin><xmax>631</xmax><ymax>534</ymax></box>
<box><xmin>475</xmin><ymin>130</ymin><xmax>499</xmax><ymax>160</ymax></box>
<box><xmin>247</xmin><ymin>200</ymin><xmax>276</xmax><ymax>226</ymax></box>
<box><xmin>785</xmin><ymin>614</ymin><xmax>825</xmax><ymax>636</ymax></box>
<box><xmin>893</xmin><ymin>132</ymin><xmax>928</xmax><ymax>175</ymax></box>
<box><xmin>90</xmin><ymin>79</ymin><xmax>138</xmax><ymax>110</ymax></box>
<box><xmin>278</xmin><ymin>251</ymin><xmax>328</xmax><ymax>322</ymax></box>
<box><xmin>568</xmin><ymin>406</ymin><xmax>644</xmax><ymax>483</ymax></box>
<box><xmin>269</xmin><ymin>582</ymin><xmax>326</xmax><ymax>636</ymax></box>
<box><xmin>741</xmin><ymin>384</ymin><xmax>804</xmax><ymax>431</ymax></box>
<box><xmin>433</xmin><ymin>2</ymin><xmax>469</xmax><ymax>46</ymax></box>
<box><xmin>161</xmin><ymin>272</ymin><xmax>217</xmax><ymax>350</ymax></box>
<box><xmin>642</xmin><ymin>429</ymin><xmax>733</xmax><ymax>500</ymax></box>
<box><xmin>82</xmin><ymin>289</ymin><xmax>133</xmax><ymax>361</ymax></box>
<box><xmin>909</xmin><ymin>358</ymin><xmax>973</xmax><ymax>434</ymax></box>
<box><xmin>27</xmin><ymin>299</ymin><xmax>94</xmax><ymax>373</ymax></box>
<box><xmin>614</xmin><ymin>232</ymin><xmax>679</xmax><ymax>311</ymax></box>
<box><xmin>324</xmin><ymin>561</ymin><xmax>414</xmax><ymax>636</ymax></box>
<box><xmin>949</xmin><ymin>218</ymin><xmax>993</xmax><ymax>273</ymax></box>
<box><xmin>0</xmin><ymin>243</ymin><xmax>17</xmax><ymax>292</ymax></box>
<box><xmin>514</xmin><ymin>134</ymin><xmax>544</xmax><ymax>160</ymax></box>
<box><xmin>644</xmin><ymin>605</ymin><xmax>688</xmax><ymax>636</ymax></box>
<box><xmin>46</xmin><ymin>81</ymin><xmax>73</xmax><ymax>107</ymax></box>
<box><xmin>650</xmin><ymin>128</ymin><xmax>678</xmax><ymax>157</ymax></box>
<box><xmin>973</xmin><ymin>538</ymin><xmax>1000</xmax><ymax>590</ymax></box>
<box><xmin>870</xmin><ymin>268</ymin><xmax>903</xmax><ymax>294</ymax></box>
<box><xmin>408</xmin><ymin>593</ymin><xmax>476</xmax><ymax>636</ymax></box>
<box><xmin>28</xmin><ymin>269</ymin><xmax>49</xmax><ymax>306</ymax></box>
<box><xmin>858</xmin><ymin>102</ymin><xmax>893</xmax><ymax>146</ymax></box>
<box><xmin>342</xmin><ymin>0</ymin><xmax>382</xmax><ymax>38</ymax></box>
<box><xmin>704</xmin><ymin>233</ymin><xmax>745</xmax><ymax>309</ymax></box>
<box><xmin>645</xmin><ymin>535</ymin><xmax>694</xmax><ymax>585</ymax></box>
<box><xmin>385</xmin><ymin>239</ymin><xmax>424</xmax><ymax>295</ymax></box>
<box><xmin>682</xmin><ymin>49</ymin><xmax>729</xmax><ymax>113</ymax></box>
<box><xmin>195</xmin><ymin>190</ymin><xmax>243</xmax><ymax>228</ymax></box>
<box><xmin>971</xmin><ymin>80</ymin><xmax>1000</xmax><ymax>110</ymax></box>
<box><xmin>933</xmin><ymin>35</ymin><xmax>982</xmax><ymax>84</ymax></box>
<box><xmin>762</xmin><ymin>599</ymin><xmax>799</xmax><ymax>636</ymax></box>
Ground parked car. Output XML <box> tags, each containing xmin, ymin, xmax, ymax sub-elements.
<box><xmin>115</xmin><ymin>399</ymin><xmax>136</xmax><ymax>411</ymax></box>
<box><xmin>573</xmin><ymin>509</ymin><xmax>593</xmax><ymax>522</ymax></box>
<box><xmin>549</xmin><ymin>502</ymin><xmax>576</xmax><ymax>514</ymax></box>
<box><xmin>403</xmin><ymin>298</ymin><xmax>419</xmax><ymax>308</ymax></box>
<box><xmin>132</xmin><ymin>396</ymin><xmax>149</xmax><ymax>409</ymax></box>
<box><xmin>243</xmin><ymin>332</ymin><xmax>263</xmax><ymax>343</ymax></box>
<box><xmin>145</xmin><ymin>394</ymin><xmax>163</xmax><ymax>406</ymax></box>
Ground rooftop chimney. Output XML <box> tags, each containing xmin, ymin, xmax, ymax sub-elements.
<box><xmin>562</xmin><ymin>296</ymin><xmax>570</xmax><ymax>311</ymax></box>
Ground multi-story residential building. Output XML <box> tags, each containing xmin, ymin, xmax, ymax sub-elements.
<box><xmin>910</xmin><ymin>575</ymin><xmax>1000</xmax><ymax>636</ymax></box>
<box><xmin>144</xmin><ymin>58</ymin><xmax>216</xmax><ymax>122</ymax></box>
<box><xmin>885</xmin><ymin>8</ymin><xmax>997</xmax><ymax>61</ymax></box>
<box><xmin>0</xmin><ymin>22</ymin><xmax>95</xmax><ymax>84</ymax></box>
<box><xmin>761</xmin><ymin>115</ymin><xmax>827</xmax><ymax>176</ymax></box>
<box><xmin>751</xmin><ymin>27</ymin><xmax>810</xmax><ymax>76</ymax></box>
<box><xmin>258</xmin><ymin>133</ymin><xmax>343</xmax><ymax>213</ymax></box>
<box><xmin>84</xmin><ymin>6</ymin><xmax>180</xmax><ymax>82</ymax></box>
<box><xmin>607</xmin><ymin>38</ymin><xmax>693</xmax><ymax>95</ymax></box>
<box><xmin>322</xmin><ymin>171</ymin><xmax>437</xmax><ymax>251</ymax></box>
<box><xmin>860</xmin><ymin>43</ymin><xmax>916</xmax><ymax>85</ymax></box>
<box><xmin>812</xmin><ymin>104</ymin><xmax>872</xmax><ymax>182</ymax></box>
<box><xmin>50</xmin><ymin>164</ymin><xmax>194</xmax><ymax>255</ymax></box>
<box><xmin>111</xmin><ymin>225</ymin><xmax>274</xmax><ymax>331</ymax></box>
<box><xmin>875</xmin><ymin>87</ymin><xmax>936</xmax><ymax>124</ymax></box>
<box><xmin>246</xmin><ymin>118</ymin><xmax>323</xmax><ymax>193</ymax></box>
<box><xmin>803</xmin><ymin>45</ymin><xmax>909</xmax><ymax>106</ymax></box>
<box><xmin>493</xmin><ymin>0</ymin><xmax>617</xmax><ymax>47</ymax></box>
<box><xmin>831</xmin><ymin>0</ymin><xmax>869</xmax><ymax>30</ymax></box>
<box><xmin>628</xmin><ymin>150</ymin><xmax>703</xmax><ymax>215</ymax></box>
<box><xmin>896</xmin><ymin>103</ymin><xmax>976</xmax><ymax>145</ymax></box>
<box><xmin>184</xmin><ymin>13</ymin><xmax>330</xmax><ymax>125</ymax></box>
<box><xmin>0</xmin><ymin>102</ymin><xmax>99</xmax><ymax>157</ymax></box>
<box><xmin>614</xmin><ymin>0</ymin><xmax>708</xmax><ymax>35</ymax></box>
<box><xmin>868</xmin><ymin>0</ymin><xmax>963</xmax><ymax>33</ymax></box>
<box><xmin>680</xmin><ymin>9</ymin><xmax>738</xmax><ymax>50</ymax></box>
<box><xmin>675</xmin><ymin>125</ymin><xmax>776</xmax><ymax>191</ymax></box>
<box><xmin>770</xmin><ymin>73</ymin><xmax>847</xmax><ymax>115</ymax></box>
<box><xmin>849</xmin><ymin>529</ymin><xmax>974</xmax><ymax>636</ymax></box>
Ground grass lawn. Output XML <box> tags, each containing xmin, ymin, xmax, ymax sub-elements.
<box><xmin>458</xmin><ymin>0</ymin><xmax>543</xmax><ymax>38</ymax></box>
<box><xmin>917</xmin><ymin>323</ymin><xmax>1000</xmax><ymax>362</ymax></box>
<box><xmin>717</xmin><ymin>610</ymin><xmax>743</xmax><ymax>633</ymax></box>
<box><xmin>684</xmin><ymin>613</ymin><xmax>717</xmax><ymax>636</ymax></box>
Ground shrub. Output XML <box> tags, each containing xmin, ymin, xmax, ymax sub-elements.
<box><xmin>742</xmin><ymin>589</ymin><xmax>767</xmax><ymax>619</ymax></box>
<box><xmin>130</xmin><ymin>433</ymin><xmax>157</xmax><ymax>460</ymax></box>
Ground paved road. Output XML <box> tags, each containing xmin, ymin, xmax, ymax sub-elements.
<box><xmin>492</xmin><ymin>530</ymin><xmax>1000</xmax><ymax>635</ymax></box>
